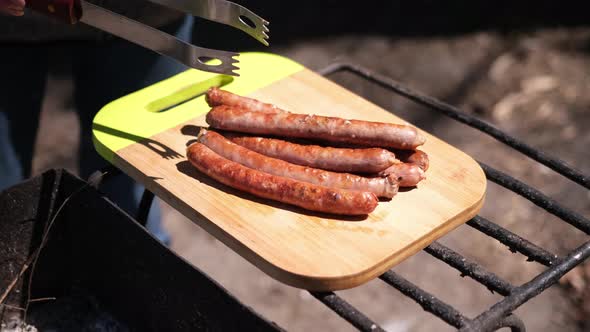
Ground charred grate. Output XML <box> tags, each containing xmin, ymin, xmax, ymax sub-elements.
<box><xmin>93</xmin><ymin>62</ymin><xmax>590</xmax><ymax>332</ymax></box>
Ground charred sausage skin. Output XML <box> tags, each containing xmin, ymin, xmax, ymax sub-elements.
<box><xmin>377</xmin><ymin>162</ymin><xmax>426</xmax><ymax>187</ymax></box>
<box><xmin>198</xmin><ymin>129</ymin><xmax>399</xmax><ymax>198</ymax></box>
<box><xmin>206</xmin><ymin>87</ymin><xmax>282</xmax><ymax>114</ymax></box>
<box><xmin>206</xmin><ymin>105</ymin><xmax>426</xmax><ymax>150</ymax></box>
<box><xmin>228</xmin><ymin>135</ymin><xmax>397</xmax><ymax>173</ymax></box>
<box><xmin>186</xmin><ymin>142</ymin><xmax>379</xmax><ymax>215</ymax></box>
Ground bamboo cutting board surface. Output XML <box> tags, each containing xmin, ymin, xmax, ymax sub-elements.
<box><xmin>92</xmin><ymin>53</ymin><xmax>486</xmax><ymax>291</ymax></box>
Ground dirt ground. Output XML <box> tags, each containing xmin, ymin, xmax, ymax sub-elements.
<box><xmin>29</xmin><ymin>27</ymin><xmax>589</xmax><ymax>331</ymax></box>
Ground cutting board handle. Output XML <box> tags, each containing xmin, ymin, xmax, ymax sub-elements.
<box><xmin>146</xmin><ymin>75</ymin><xmax>233</xmax><ymax>114</ymax></box>
<box><xmin>27</xmin><ymin>0</ymin><xmax>82</xmax><ymax>24</ymax></box>
<box><xmin>92</xmin><ymin>52</ymin><xmax>304</xmax><ymax>163</ymax></box>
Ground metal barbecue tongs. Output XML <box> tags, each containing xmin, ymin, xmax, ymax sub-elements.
<box><xmin>26</xmin><ymin>0</ymin><xmax>271</xmax><ymax>76</ymax></box>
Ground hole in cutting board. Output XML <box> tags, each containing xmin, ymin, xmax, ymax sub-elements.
<box><xmin>146</xmin><ymin>75</ymin><xmax>233</xmax><ymax>113</ymax></box>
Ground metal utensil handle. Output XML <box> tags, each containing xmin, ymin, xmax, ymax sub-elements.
<box><xmin>27</xmin><ymin>0</ymin><xmax>82</xmax><ymax>24</ymax></box>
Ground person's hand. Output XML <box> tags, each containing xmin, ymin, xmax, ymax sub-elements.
<box><xmin>0</xmin><ymin>0</ymin><xmax>25</xmax><ymax>16</ymax></box>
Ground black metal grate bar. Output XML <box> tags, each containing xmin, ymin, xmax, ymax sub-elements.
<box><xmin>319</xmin><ymin>63</ymin><xmax>589</xmax><ymax>190</ymax></box>
<box><xmin>424</xmin><ymin>242</ymin><xmax>514</xmax><ymax>296</ymax></box>
<box><xmin>494</xmin><ymin>314</ymin><xmax>526</xmax><ymax>332</ymax></box>
<box><xmin>460</xmin><ymin>240</ymin><xmax>590</xmax><ymax>332</ymax></box>
<box><xmin>481</xmin><ymin>163</ymin><xmax>590</xmax><ymax>235</ymax></box>
<box><xmin>309</xmin><ymin>292</ymin><xmax>386</xmax><ymax>332</ymax></box>
<box><xmin>467</xmin><ymin>216</ymin><xmax>558</xmax><ymax>267</ymax></box>
<box><xmin>379</xmin><ymin>271</ymin><xmax>468</xmax><ymax>328</ymax></box>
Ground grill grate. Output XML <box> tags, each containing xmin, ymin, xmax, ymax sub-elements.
<box><xmin>317</xmin><ymin>63</ymin><xmax>590</xmax><ymax>190</ymax></box>
<box><xmin>94</xmin><ymin>62</ymin><xmax>590</xmax><ymax>332</ymax></box>
<box><xmin>379</xmin><ymin>270</ymin><xmax>468</xmax><ymax>329</ymax></box>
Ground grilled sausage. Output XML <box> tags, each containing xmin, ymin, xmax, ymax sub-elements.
<box><xmin>205</xmin><ymin>87</ymin><xmax>282</xmax><ymax>113</ymax></box>
<box><xmin>198</xmin><ymin>129</ymin><xmax>399</xmax><ymax>198</ymax></box>
<box><xmin>186</xmin><ymin>142</ymin><xmax>379</xmax><ymax>215</ymax></box>
<box><xmin>377</xmin><ymin>149</ymin><xmax>429</xmax><ymax>187</ymax></box>
<box><xmin>206</xmin><ymin>106</ymin><xmax>426</xmax><ymax>150</ymax></box>
<box><xmin>227</xmin><ymin>135</ymin><xmax>397</xmax><ymax>173</ymax></box>
<box><xmin>393</xmin><ymin>149</ymin><xmax>430</xmax><ymax>171</ymax></box>
<box><xmin>377</xmin><ymin>162</ymin><xmax>426</xmax><ymax>187</ymax></box>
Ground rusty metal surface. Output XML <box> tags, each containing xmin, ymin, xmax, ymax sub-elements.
<box><xmin>1</xmin><ymin>169</ymin><xmax>282</xmax><ymax>331</ymax></box>
<box><xmin>0</xmin><ymin>170</ymin><xmax>60</xmax><ymax>315</ymax></box>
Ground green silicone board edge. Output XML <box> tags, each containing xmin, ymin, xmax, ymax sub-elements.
<box><xmin>92</xmin><ymin>52</ymin><xmax>304</xmax><ymax>163</ymax></box>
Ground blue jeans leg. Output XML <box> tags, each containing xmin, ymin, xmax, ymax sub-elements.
<box><xmin>72</xmin><ymin>16</ymin><xmax>194</xmax><ymax>244</ymax></box>
<box><xmin>0</xmin><ymin>45</ymin><xmax>48</xmax><ymax>191</ymax></box>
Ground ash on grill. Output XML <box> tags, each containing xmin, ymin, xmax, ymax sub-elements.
<box><xmin>2</xmin><ymin>293</ymin><xmax>128</xmax><ymax>332</ymax></box>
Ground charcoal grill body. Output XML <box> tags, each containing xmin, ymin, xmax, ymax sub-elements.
<box><xmin>0</xmin><ymin>169</ymin><xmax>282</xmax><ymax>332</ymax></box>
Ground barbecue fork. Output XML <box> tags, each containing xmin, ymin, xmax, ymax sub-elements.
<box><xmin>26</xmin><ymin>0</ymin><xmax>270</xmax><ymax>76</ymax></box>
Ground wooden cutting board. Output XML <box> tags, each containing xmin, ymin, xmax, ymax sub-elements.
<box><xmin>93</xmin><ymin>52</ymin><xmax>486</xmax><ymax>291</ymax></box>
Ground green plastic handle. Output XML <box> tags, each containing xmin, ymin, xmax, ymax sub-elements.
<box><xmin>92</xmin><ymin>52</ymin><xmax>304</xmax><ymax>163</ymax></box>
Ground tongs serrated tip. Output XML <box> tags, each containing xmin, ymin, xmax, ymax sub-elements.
<box><xmin>233</xmin><ymin>8</ymin><xmax>271</xmax><ymax>46</ymax></box>
<box><xmin>190</xmin><ymin>50</ymin><xmax>240</xmax><ymax>77</ymax></box>
<box><xmin>147</xmin><ymin>0</ymin><xmax>271</xmax><ymax>46</ymax></box>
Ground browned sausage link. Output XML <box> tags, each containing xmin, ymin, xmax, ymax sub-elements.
<box><xmin>206</xmin><ymin>106</ymin><xmax>426</xmax><ymax>150</ymax></box>
<box><xmin>198</xmin><ymin>129</ymin><xmax>399</xmax><ymax>198</ymax></box>
<box><xmin>227</xmin><ymin>135</ymin><xmax>398</xmax><ymax>173</ymax></box>
<box><xmin>186</xmin><ymin>142</ymin><xmax>378</xmax><ymax>215</ymax></box>
<box><xmin>377</xmin><ymin>162</ymin><xmax>426</xmax><ymax>187</ymax></box>
<box><xmin>407</xmin><ymin>150</ymin><xmax>429</xmax><ymax>171</ymax></box>
<box><xmin>393</xmin><ymin>149</ymin><xmax>430</xmax><ymax>171</ymax></box>
<box><xmin>205</xmin><ymin>87</ymin><xmax>282</xmax><ymax>113</ymax></box>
